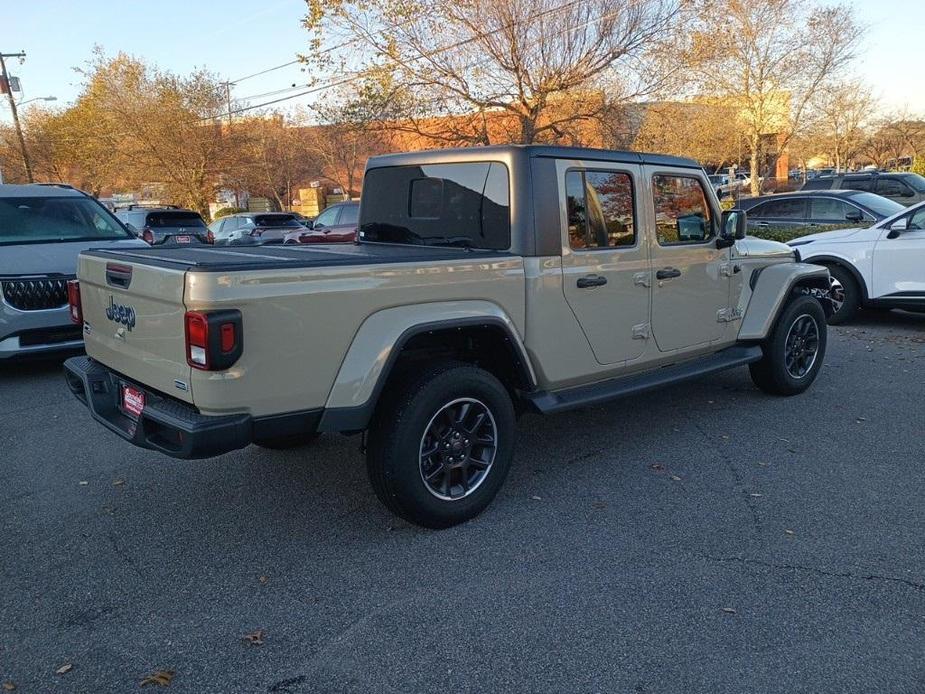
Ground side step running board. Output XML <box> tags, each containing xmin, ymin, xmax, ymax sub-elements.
<box><xmin>524</xmin><ymin>345</ymin><xmax>763</xmax><ymax>415</ymax></box>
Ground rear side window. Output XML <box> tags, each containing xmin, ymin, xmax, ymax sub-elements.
<box><xmin>339</xmin><ymin>204</ymin><xmax>359</xmax><ymax>225</ymax></box>
<box><xmin>359</xmin><ymin>162</ymin><xmax>510</xmax><ymax>250</ymax></box>
<box><xmin>842</xmin><ymin>177</ymin><xmax>872</xmax><ymax>192</ymax></box>
<box><xmin>802</xmin><ymin>179</ymin><xmax>833</xmax><ymax>191</ymax></box>
<box><xmin>254</xmin><ymin>214</ymin><xmax>301</xmax><ymax>227</ymax></box>
<box><xmin>753</xmin><ymin>198</ymin><xmax>806</xmax><ymax>219</ymax></box>
<box><xmin>145</xmin><ymin>211</ymin><xmax>206</xmax><ymax>228</ymax></box>
<box><xmin>565</xmin><ymin>170</ymin><xmax>635</xmax><ymax>249</ymax></box>
<box><xmin>652</xmin><ymin>175</ymin><xmax>713</xmax><ymax>244</ymax></box>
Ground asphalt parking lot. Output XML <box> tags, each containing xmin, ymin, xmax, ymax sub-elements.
<box><xmin>2</xmin><ymin>311</ymin><xmax>924</xmax><ymax>694</ymax></box>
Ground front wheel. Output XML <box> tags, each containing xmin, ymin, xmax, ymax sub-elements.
<box><xmin>366</xmin><ymin>360</ymin><xmax>516</xmax><ymax>528</ymax></box>
<box><xmin>750</xmin><ymin>295</ymin><xmax>827</xmax><ymax>396</ymax></box>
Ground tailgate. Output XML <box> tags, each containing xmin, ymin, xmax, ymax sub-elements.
<box><xmin>77</xmin><ymin>253</ymin><xmax>192</xmax><ymax>403</ymax></box>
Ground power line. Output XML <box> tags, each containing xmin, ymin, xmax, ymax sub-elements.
<box><xmin>222</xmin><ymin>0</ymin><xmax>588</xmax><ymax>117</ymax></box>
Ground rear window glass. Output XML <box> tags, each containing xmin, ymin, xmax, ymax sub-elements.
<box><xmin>359</xmin><ymin>162</ymin><xmax>510</xmax><ymax>250</ymax></box>
<box><xmin>902</xmin><ymin>173</ymin><xmax>925</xmax><ymax>192</ymax></box>
<box><xmin>0</xmin><ymin>196</ymin><xmax>131</xmax><ymax>246</ymax></box>
<box><xmin>253</xmin><ymin>214</ymin><xmax>301</xmax><ymax>227</ymax></box>
<box><xmin>146</xmin><ymin>211</ymin><xmax>205</xmax><ymax>228</ymax></box>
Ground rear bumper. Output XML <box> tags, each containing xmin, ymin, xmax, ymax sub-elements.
<box><xmin>0</xmin><ymin>304</ymin><xmax>84</xmax><ymax>360</ymax></box>
<box><xmin>63</xmin><ymin>356</ymin><xmax>321</xmax><ymax>459</ymax></box>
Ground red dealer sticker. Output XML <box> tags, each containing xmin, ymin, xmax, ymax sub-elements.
<box><xmin>176</xmin><ymin>235</ymin><xmax>191</xmax><ymax>244</ymax></box>
<box><xmin>121</xmin><ymin>384</ymin><xmax>145</xmax><ymax>419</ymax></box>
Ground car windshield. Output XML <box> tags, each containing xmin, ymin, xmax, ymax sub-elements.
<box><xmin>902</xmin><ymin>174</ymin><xmax>925</xmax><ymax>192</ymax></box>
<box><xmin>359</xmin><ymin>162</ymin><xmax>510</xmax><ymax>250</ymax></box>
<box><xmin>253</xmin><ymin>214</ymin><xmax>301</xmax><ymax>227</ymax></box>
<box><xmin>0</xmin><ymin>196</ymin><xmax>131</xmax><ymax>246</ymax></box>
<box><xmin>847</xmin><ymin>192</ymin><xmax>905</xmax><ymax>218</ymax></box>
<box><xmin>146</xmin><ymin>211</ymin><xmax>206</xmax><ymax>228</ymax></box>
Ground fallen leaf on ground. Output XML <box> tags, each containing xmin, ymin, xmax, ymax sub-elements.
<box><xmin>669</xmin><ymin>475</ymin><xmax>682</xmax><ymax>482</ymax></box>
<box><xmin>258</xmin><ymin>575</ymin><xmax>269</xmax><ymax>585</ymax></box>
<box><xmin>721</xmin><ymin>607</ymin><xmax>737</xmax><ymax>614</ymax></box>
<box><xmin>648</xmin><ymin>464</ymin><xmax>665</xmax><ymax>472</ymax></box>
<box><xmin>2</xmin><ymin>682</ymin><xmax>15</xmax><ymax>691</ymax></box>
<box><xmin>140</xmin><ymin>670</ymin><xmax>175</xmax><ymax>687</ymax></box>
<box><xmin>243</xmin><ymin>629</ymin><xmax>265</xmax><ymax>646</ymax></box>
<box><xmin>530</xmin><ymin>495</ymin><xmax>542</xmax><ymax>501</ymax></box>
<box><xmin>785</xmin><ymin>529</ymin><xmax>795</xmax><ymax>536</ymax></box>
<box><xmin>113</xmin><ymin>479</ymin><xmax>125</xmax><ymax>486</ymax></box>
<box><xmin>55</xmin><ymin>663</ymin><xmax>73</xmax><ymax>675</ymax></box>
<box><xmin>78</xmin><ymin>481</ymin><xmax>89</xmax><ymax>486</ymax></box>
<box><xmin>749</xmin><ymin>493</ymin><xmax>763</xmax><ymax>498</ymax></box>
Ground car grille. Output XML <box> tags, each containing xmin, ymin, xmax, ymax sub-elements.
<box><xmin>1</xmin><ymin>277</ymin><xmax>72</xmax><ymax>311</ymax></box>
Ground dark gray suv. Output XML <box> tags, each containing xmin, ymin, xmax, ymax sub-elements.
<box><xmin>801</xmin><ymin>172</ymin><xmax>925</xmax><ymax>206</ymax></box>
<box><xmin>0</xmin><ymin>184</ymin><xmax>145</xmax><ymax>359</ymax></box>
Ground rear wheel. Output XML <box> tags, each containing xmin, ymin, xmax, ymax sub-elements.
<box><xmin>825</xmin><ymin>264</ymin><xmax>860</xmax><ymax>324</ymax></box>
<box><xmin>750</xmin><ymin>295</ymin><xmax>827</xmax><ymax>396</ymax></box>
<box><xmin>366</xmin><ymin>360</ymin><xmax>516</xmax><ymax>528</ymax></box>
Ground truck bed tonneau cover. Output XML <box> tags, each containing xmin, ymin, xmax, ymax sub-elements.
<box><xmin>80</xmin><ymin>242</ymin><xmax>512</xmax><ymax>272</ymax></box>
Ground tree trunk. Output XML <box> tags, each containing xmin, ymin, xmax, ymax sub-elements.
<box><xmin>749</xmin><ymin>135</ymin><xmax>761</xmax><ymax>196</ymax></box>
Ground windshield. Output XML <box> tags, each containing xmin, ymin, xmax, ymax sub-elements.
<box><xmin>146</xmin><ymin>211</ymin><xmax>206</xmax><ymax>228</ymax></box>
<box><xmin>902</xmin><ymin>173</ymin><xmax>925</xmax><ymax>192</ymax></box>
<box><xmin>253</xmin><ymin>214</ymin><xmax>301</xmax><ymax>227</ymax></box>
<box><xmin>0</xmin><ymin>196</ymin><xmax>131</xmax><ymax>246</ymax></box>
<box><xmin>847</xmin><ymin>192</ymin><xmax>906</xmax><ymax>218</ymax></box>
<box><xmin>359</xmin><ymin>162</ymin><xmax>510</xmax><ymax>249</ymax></box>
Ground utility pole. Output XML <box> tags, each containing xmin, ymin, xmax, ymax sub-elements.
<box><xmin>0</xmin><ymin>51</ymin><xmax>33</xmax><ymax>183</ymax></box>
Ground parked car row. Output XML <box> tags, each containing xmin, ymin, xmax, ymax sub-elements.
<box><xmin>801</xmin><ymin>171</ymin><xmax>925</xmax><ymax>206</ymax></box>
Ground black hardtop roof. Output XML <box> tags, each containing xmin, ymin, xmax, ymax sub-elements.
<box><xmin>368</xmin><ymin>144</ymin><xmax>701</xmax><ymax>170</ymax></box>
<box><xmin>0</xmin><ymin>183</ymin><xmax>87</xmax><ymax>198</ymax></box>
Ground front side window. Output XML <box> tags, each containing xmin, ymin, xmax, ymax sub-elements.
<box><xmin>0</xmin><ymin>196</ymin><xmax>131</xmax><ymax>246</ymax></box>
<box><xmin>359</xmin><ymin>162</ymin><xmax>510</xmax><ymax>250</ymax></box>
<box><xmin>907</xmin><ymin>207</ymin><xmax>925</xmax><ymax>230</ymax></box>
<box><xmin>565</xmin><ymin>170</ymin><xmax>635</xmax><ymax>249</ymax></box>
<box><xmin>753</xmin><ymin>198</ymin><xmax>806</xmax><ymax>220</ymax></box>
<box><xmin>876</xmin><ymin>178</ymin><xmax>913</xmax><ymax>197</ymax></box>
<box><xmin>652</xmin><ymin>175</ymin><xmax>713</xmax><ymax>244</ymax></box>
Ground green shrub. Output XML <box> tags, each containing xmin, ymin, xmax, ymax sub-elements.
<box><xmin>747</xmin><ymin>224</ymin><xmax>857</xmax><ymax>244</ymax></box>
<box><xmin>912</xmin><ymin>156</ymin><xmax>925</xmax><ymax>177</ymax></box>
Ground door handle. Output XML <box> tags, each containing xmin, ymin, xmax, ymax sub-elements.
<box><xmin>577</xmin><ymin>275</ymin><xmax>608</xmax><ymax>289</ymax></box>
<box><xmin>656</xmin><ymin>267</ymin><xmax>682</xmax><ymax>280</ymax></box>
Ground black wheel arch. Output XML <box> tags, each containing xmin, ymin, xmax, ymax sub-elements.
<box><xmin>803</xmin><ymin>255</ymin><xmax>869</xmax><ymax>303</ymax></box>
<box><xmin>318</xmin><ymin>317</ymin><xmax>535</xmax><ymax>433</ymax></box>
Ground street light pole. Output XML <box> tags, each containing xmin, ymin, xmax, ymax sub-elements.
<box><xmin>0</xmin><ymin>51</ymin><xmax>33</xmax><ymax>183</ymax></box>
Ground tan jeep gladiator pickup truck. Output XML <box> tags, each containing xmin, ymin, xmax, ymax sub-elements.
<box><xmin>64</xmin><ymin>145</ymin><xmax>832</xmax><ymax>528</ymax></box>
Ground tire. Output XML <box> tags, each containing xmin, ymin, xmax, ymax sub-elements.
<box><xmin>254</xmin><ymin>432</ymin><xmax>320</xmax><ymax>449</ymax></box>
<box><xmin>825</xmin><ymin>264</ymin><xmax>860</xmax><ymax>325</ymax></box>
<box><xmin>749</xmin><ymin>294</ymin><xmax>827</xmax><ymax>396</ymax></box>
<box><xmin>366</xmin><ymin>360</ymin><xmax>516</xmax><ymax>529</ymax></box>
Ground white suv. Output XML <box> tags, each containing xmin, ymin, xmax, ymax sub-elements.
<box><xmin>789</xmin><ymin>200</ymin><xmax>925</xmax><ymax>323</ymax></box>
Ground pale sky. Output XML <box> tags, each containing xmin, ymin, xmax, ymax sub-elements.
<box><xmin>3</xmin><ymin>0</ymin><xmax>924</xmax><ymax>122</ymax></box>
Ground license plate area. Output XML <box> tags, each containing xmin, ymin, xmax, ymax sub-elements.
<box><xmin>120</xmin><ymin>383</ymin><xmax>146</xmax><ymax>420</ymax></box>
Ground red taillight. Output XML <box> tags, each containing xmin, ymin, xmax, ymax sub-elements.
<box><xmin>185</xmin><ymin>311</ymin><xmax>209</xmax><ymax>368</ymax></box>
<box><xmin>206</xmin><ymin>230</ymin><xmax>215</xmax><ymax>244</ymax></box>
<box><xmin>142</xmin><ymin>228</ymin><xmax>154</xmax><ymax>244</ymax></box>
<box><xmin>184</xmin><ymin>310</ymin><xmax>243</xmax><ymax>370</ymax></box>
<box><xmin>67</xmin><ymin>280</ymin><xmax>82</xmax><ymax>325</ymax></box>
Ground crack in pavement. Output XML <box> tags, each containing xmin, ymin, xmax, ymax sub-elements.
<box><xmin>704</xmin><ymin>554</ymin><xmax>925</xmax><ymax>592</ymax></box>
<box><xmin>691</xmin><ymin>420</ymin><xmax>764</xmax><ymax>543</ymax></box>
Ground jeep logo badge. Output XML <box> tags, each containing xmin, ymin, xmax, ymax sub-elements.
<box><xmin>106</xmin><ymin>296</ymin><xmax>136</xmax><ymax>332</ymax></box>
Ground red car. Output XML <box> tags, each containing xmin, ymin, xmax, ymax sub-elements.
<box><xmin>284</xmin><ymin>201</ymin><xmax>359</xmax><ymax>244</ymax></box>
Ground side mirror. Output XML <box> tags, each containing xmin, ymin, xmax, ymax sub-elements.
<box><xmin>720</xmin><ymin>209</ymin><xmax>747</xmax><ymax>247</ymax></box>
<box><xmin>845</xmin><ymin>209</ymin><xmax>863</xmax><ymax>222</ymax></box>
